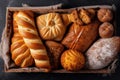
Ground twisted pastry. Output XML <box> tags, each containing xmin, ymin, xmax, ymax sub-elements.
<box><xmin>37</xmin><ymin>13</ymin><xmax>66</xmax><ymax>41</ymax></box>
<box><xmin>11</xmin><ymin>12</ymin><xmax>34</xmax><ymax>67</ymax></box>
<box><xmin>16</xmin><ymin>11</ymin><xmax>51</xmax><ymax>71</ymax></box>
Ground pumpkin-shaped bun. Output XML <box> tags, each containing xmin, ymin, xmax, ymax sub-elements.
<box><xmin>61</xmin><ymin>50</ymin><xmax>85</xmax><ymax>71</ymax></box>
<box><xmin>37</xmin><ymin>13</ymin><xmax>66</xmax><ymax>41</ymax></box>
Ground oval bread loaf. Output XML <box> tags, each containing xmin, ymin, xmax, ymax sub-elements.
<box><xmin>85</xmin><ymin>37</ymin><xmax>120</xmax><ymax>69</ymax></box>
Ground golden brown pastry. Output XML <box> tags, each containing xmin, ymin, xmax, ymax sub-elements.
<box><xmin>62</xmin><ymin>20</ymin><xmax>100</xmax><ymax>52</ymax></box>
<box><xmin>68</xmin><ymin>8</ymin><xmax>95</xmax><ymax>25</ymax></box>
<box><xmin>16</xmin><ymin>11</ymin><xmax>51</xmax><ymax>72</ymax></box>
<box><xmin>61</xmin><ymin>49</ymin><xmax>85</xmax><ymax>71</ymax></box>
<box><xmin>37</xmin><ymin>13</ymin><xmax>66</xmax><ymax>41</ymax></box>
<box><xmin>68</xmin><ymin>10</ymin><xmax>84</xmax><ymax>25</ymax></box>
<box><xmin>99</xmin><ymin>22</ymin><xmax>114</xmax><ymax>38</ymax></box>
<box><xmin>79</xmin><ymin>9</ymin><xmax>92</xmax><ymax>24</ymax></box>
<box><xmin>45</xmin><ymin>41</ymin><xmax>64</xmax><ymax>69</ymax></box>
<box><xmin>87</xmin><ymin>8</ymin><xmax>96</xmax><ymax>19</ymax></box>
<box><xmin>97</xmin><ymin>8</ymin><xmax>113</xmax><ymax>22</ymax></box>
<box><xmin>11</xmin><ymin>12</ymin><xmax>34</xmax><ymax>67</ymax></box>
<box><xmin>61</xmin><ymin>13</ymin><xmax>71</xmax><ymax>26</ymax></box>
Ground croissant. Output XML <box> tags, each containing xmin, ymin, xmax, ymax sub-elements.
<box><xmin>68</xmin><ymin>9</ymin><xmax>84</xmax><ymax>25</ymax></box>
<box><xmin>16</xmin><ymin>11</ymin><xmax>51</xmax><ymax>72</ymax></box>
<box><xmin>79</xmin><ymin>8</ymin><xmax>92</xmax><ymax>24</ymax></box>
<box><xmin>11</xmin><ymin>12</ymin><xmax>34</xmax><ymax>67</ymax></box>
<box><xmin>67</xmin><ymin>9</ymin><xmax>96</xmax><ymax>25</ymax></box>
<box><xmin>37</xmin><ymin>13</ymin><xmax>66</xmax><ymax>41</ymax></box>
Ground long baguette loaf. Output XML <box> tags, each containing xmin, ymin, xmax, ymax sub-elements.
<box><xmin>11</xmin><ymin>12</ymin><xmax>34</xmax><ymax>67</ymax></box>
<box><xmin>16</xmin><ymin>11</ymin><xmax>51</xmax><ymax>72</ymax></box>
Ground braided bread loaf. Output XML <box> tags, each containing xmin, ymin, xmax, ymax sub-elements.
<box><xmin>16</xmin><ymin>11</ymin><xmax>51</xmax><ymax>71</ymax></box>
<box><xmin>11</xmin><ymin>12</ymin><xmax>34</xmax><ymax>67</ymax></box>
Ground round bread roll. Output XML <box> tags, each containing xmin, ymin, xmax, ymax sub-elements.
<box><xmin>99</xmin><ymin>22</ymin><xmax>114</xmax><ymax>38</ymax></box>
<box><xmin>97</xmin><ymin>8</ymin><xmax>113</xmax><ymax>22</ymax></box>
<box><xmin>61</xmin><ymin>50</ymin><xmax>85</xmax><ymax>71</ymax></box>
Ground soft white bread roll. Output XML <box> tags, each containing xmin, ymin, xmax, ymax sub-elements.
<box><xmin>16</xmin><ymin>11</ymin><xmax>51</xmax><ymax>72</ymax></box>
<box><xmin>11</xmin><ymin>12</ymin><xmax>34</xmax><ymax>67</ymax></box>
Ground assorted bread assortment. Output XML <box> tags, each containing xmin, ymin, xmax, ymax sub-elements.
<box><xmin>10</xmin><ymin>7</ymin><xmax>120</xmax><ymax>72</ymax></box>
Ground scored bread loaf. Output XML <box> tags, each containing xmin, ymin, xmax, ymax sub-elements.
<box><xmin>16</xmin><ymin>11</ymin><xmax>51</xmax><ymax>72</ymax></box>
<box><xmin>11</xmin><ymin>12</ymin><xmax>34</xmax><ymax>67</ymax></box>
<box><xmin>62</xmin><ymin>20</ymin><xmax>100</xmax><ymax>52</ymax></box>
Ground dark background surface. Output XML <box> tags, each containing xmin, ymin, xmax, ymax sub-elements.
<box><xmin>0</xmin><ymin>0</ymin><xmax>120</xmax><ymax>80</ymax></box>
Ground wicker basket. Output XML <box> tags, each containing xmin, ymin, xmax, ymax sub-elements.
<box><xmin>0</xmin><ymin>4</ymin><xmax>118</xmax><ymax>73</ymax></box>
